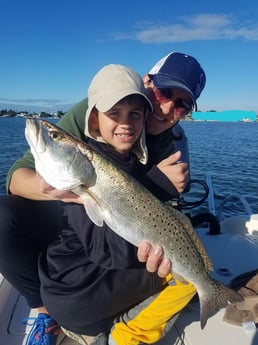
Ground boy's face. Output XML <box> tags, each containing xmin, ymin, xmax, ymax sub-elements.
<box><xmin>143</xmin><ymin>76</ymin><xmax>193</xmax><ymax>135</ymax></box>
<box><xmin>89</xmin><ymin>99</ymin><xmax>145</xmax><ymax>155</ymax></box>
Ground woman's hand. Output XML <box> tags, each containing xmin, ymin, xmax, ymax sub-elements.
<box><xmin>157</xmin><ymin>151</ymin><xmax>189</xmax><ymax>193</ymax></box>
<box><xmin>39</xmin><ymin>174</ymin><xmax>84</xmax><ymax>204</ymax></box>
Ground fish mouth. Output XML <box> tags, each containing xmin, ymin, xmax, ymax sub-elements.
<box><xmin>25</xmin><ymin>119</ymin><xmax>46</xmax><ymax>154</ymax></box>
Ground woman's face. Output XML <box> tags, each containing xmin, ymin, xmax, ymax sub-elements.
<box><xmin>144</xmin><ymin>76</ymin><xmax>193</xmax><ymax>135</ymax></box>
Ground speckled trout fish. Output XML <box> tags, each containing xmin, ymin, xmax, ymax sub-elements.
<box><xmin>25</xmin><ymin>119</ymin><xmax>243</xmax><ymax>329</ymax></box>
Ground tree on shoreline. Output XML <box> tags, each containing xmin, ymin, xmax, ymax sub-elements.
<box><xmin>0</xmin><ymin>109</ymin><xmax>65</xmax><ymax>118</ymax></box>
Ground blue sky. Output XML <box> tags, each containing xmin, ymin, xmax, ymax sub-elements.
<box><xmin>1</xmin><ymin>0</ymin><xmax>258</xmax><ymax>113</ymax></box>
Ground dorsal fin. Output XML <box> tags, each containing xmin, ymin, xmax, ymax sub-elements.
<box><xmin>182</xmin><ymin>221</ymin><xmax>213</xmax><ymax>272</ymax></box>
<box><xmin>171</xmin><ymin>208</ymin><xmax>213</xmax><ymax>272</ymax></box>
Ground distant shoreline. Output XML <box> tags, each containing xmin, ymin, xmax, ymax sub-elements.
<box><xmin>1</xmin><ymin>108</ymin><xmax>257</xmax><ymax>122</ymax></box>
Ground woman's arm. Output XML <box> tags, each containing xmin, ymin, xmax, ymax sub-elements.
<box><xmin>10</xmin><ymin>168</ymin><xmax>83</xmax><ymax>203</ymax></box>
<box><xmin>9</xmin><ymin>168</ymin><xmax>52</xmax><ymax>200</ymax></box>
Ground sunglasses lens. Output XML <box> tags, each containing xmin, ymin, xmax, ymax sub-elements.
<box><xmin>157</xmin><ymin>88</ymin><xmax>193</xmax><ymax>112</ymax></box>
<box><xmin>174</xmin><ymin>99</ymin><xmax>193</xmax><ymax>112</ymax></box>
<box><xmin>160</xmin><ymin>89</ymin><xmax>173</xmax><ymax>99</ymax></box>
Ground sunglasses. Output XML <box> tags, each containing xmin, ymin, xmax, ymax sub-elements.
<box><xmin>159</xmin><ymin>88</ymin><xmax>194</xmax><ymax>113</ymax></box>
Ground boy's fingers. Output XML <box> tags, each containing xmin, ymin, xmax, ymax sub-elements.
<box><xmin>157</xmin><ymin>258</ymin><xmax>172</xmax><ymax>278</ymax></box>
<box><xmin>145</xmin><ymin>246</ymin><xmax>163</xmax><ymax>273</ymax></box>
<box><xmin>138</xmin><ymin>242</ymin><xmax>172</xmax><ymax>278</ymax></box>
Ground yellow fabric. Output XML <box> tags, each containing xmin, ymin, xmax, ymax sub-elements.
<box><xmin>111</xmin><ymin>279</ymin><xmax>196</xmax><ymax>345</ymax></box>
<box><xmin>163</xmin><ymin>273</ymin><xmax>173</xmax><ymax>284</ymax></box>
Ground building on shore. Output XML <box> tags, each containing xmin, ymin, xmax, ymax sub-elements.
<box><xmin>191</xmin><ymin>110</ymin><xmax>257</xmax><ymax>122</ymax></box>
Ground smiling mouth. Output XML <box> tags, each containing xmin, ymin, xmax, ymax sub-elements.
<box><xmin>115</xmin><ymin>133</ymin><xmax>133</xmax><ymax>138</ymax></box>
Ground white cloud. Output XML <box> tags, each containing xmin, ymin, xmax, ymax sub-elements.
<box><xmin>0</xmin><ymin>98</ymin><xmax>65</xmax><ymax>105</ymax></box>
<box><xmin>109</xmin><ymin>13</ymin><xmax>258</xmax><ymax>43</ymax></box>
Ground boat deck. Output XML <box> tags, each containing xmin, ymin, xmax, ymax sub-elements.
<box><xmin>0</xmin><ymin>274</ymin><xmax>78</xmax><ymax>345</ymax></box>
<box><xmin>0</xmin><ymin>275</ymin><xmax>178</xmax><ymax>345</ymax></box>
<box><xmin>1</xmin><ymin>282</ymin><xmax>257</xmax><ymax>345</ymax></box>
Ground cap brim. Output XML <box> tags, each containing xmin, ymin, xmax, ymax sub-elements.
<box><xmin>97</xmin><ymin>91</ymin><xmax>153</xmax><ymax>113</ymax></box>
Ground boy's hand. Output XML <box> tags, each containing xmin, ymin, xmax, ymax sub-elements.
<box><xmin>138</xmin><ymin>241</ymin><xmax>172</xmax><ymax>278</ymax></box>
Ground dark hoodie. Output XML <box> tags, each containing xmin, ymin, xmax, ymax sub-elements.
<box><xmin>38</xmin><ymin>138</ymin><xmax>175</xmax><ymax>336</ymax></box>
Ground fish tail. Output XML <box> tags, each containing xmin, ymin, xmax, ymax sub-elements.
<box><xmin>199</xmin><ymin>280</ymin><xmax>243</xmax><ymax>329</ymax></box>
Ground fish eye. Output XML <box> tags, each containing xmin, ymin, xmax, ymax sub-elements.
<box><xmin>49</xmin><ymin>131</ymin><xmax>62</xmax><ymax>141</ymax></box>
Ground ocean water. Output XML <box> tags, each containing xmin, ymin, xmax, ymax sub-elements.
<box><xmin>0</xmin><ymin>117</ymin><xmax>258</xmax><ymax>217</ymax></box>
<box><xmin>180</xmin><ymin>121</ymin><xmax>258</xmax><ymax>217</ymax></box>
<box><xmin>0</xmin><ymin>117</ymin><xmax>58</xmax><ymax>194</ymax></box>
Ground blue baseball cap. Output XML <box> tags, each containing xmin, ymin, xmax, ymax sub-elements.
<box><xmin>148</xmin><ymin>52</ymin><xmax>206</xmax><ymax>110</ymax></box>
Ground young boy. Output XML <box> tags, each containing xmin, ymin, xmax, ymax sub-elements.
<box><xmin>36</xmin><ymin>64</ymin><xmax>196</xmax><ymax>345</ymax></box>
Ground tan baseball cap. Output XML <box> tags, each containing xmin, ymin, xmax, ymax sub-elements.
<box><xmin>86</xmin><ymin>64</ymin><xmax>152</xmax><ymax>117</ymax></box>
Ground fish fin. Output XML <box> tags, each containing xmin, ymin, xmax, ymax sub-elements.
<box><xmin>164</xmin><ymin>205</ymin><xmax>213</xmax><ymax>271</ymax></box>
<box><xmin>182</xmin><ymin>222</ymin><xmax>213</xmax><ymax>272</ymax></box>
<box><xmin>199</xmin><ymin>280</ymin><xmax>244</xmax><ymax>329</ymax></box>
<box><xmin>72</xmin><ymin>186</ymin><xmax>112</xmax><ymax>227</ymax></box>
<box><xmin>80</xmin><ymin>193</ymin><xmax>105</xmax><ymax>227</ymax></box>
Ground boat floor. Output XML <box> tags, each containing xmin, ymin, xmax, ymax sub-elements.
<box><xmin>1</xmin><ymin>275</ymin><xmax>257</xmax><ymax>345</ymax></box>
<box><xmin>0</xmin><ymin>275</ymin><xmax>78</xmax><ymax>345</ymax></box>
<box><xmin>0</xmin><ymin>281</ymin><xmax>258</xmax><ymax>345</ymax></box>
<box><xmin>0</xmin><ymin>276</ymin><xmax>179</xmax><ymax>345</ymax></box>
